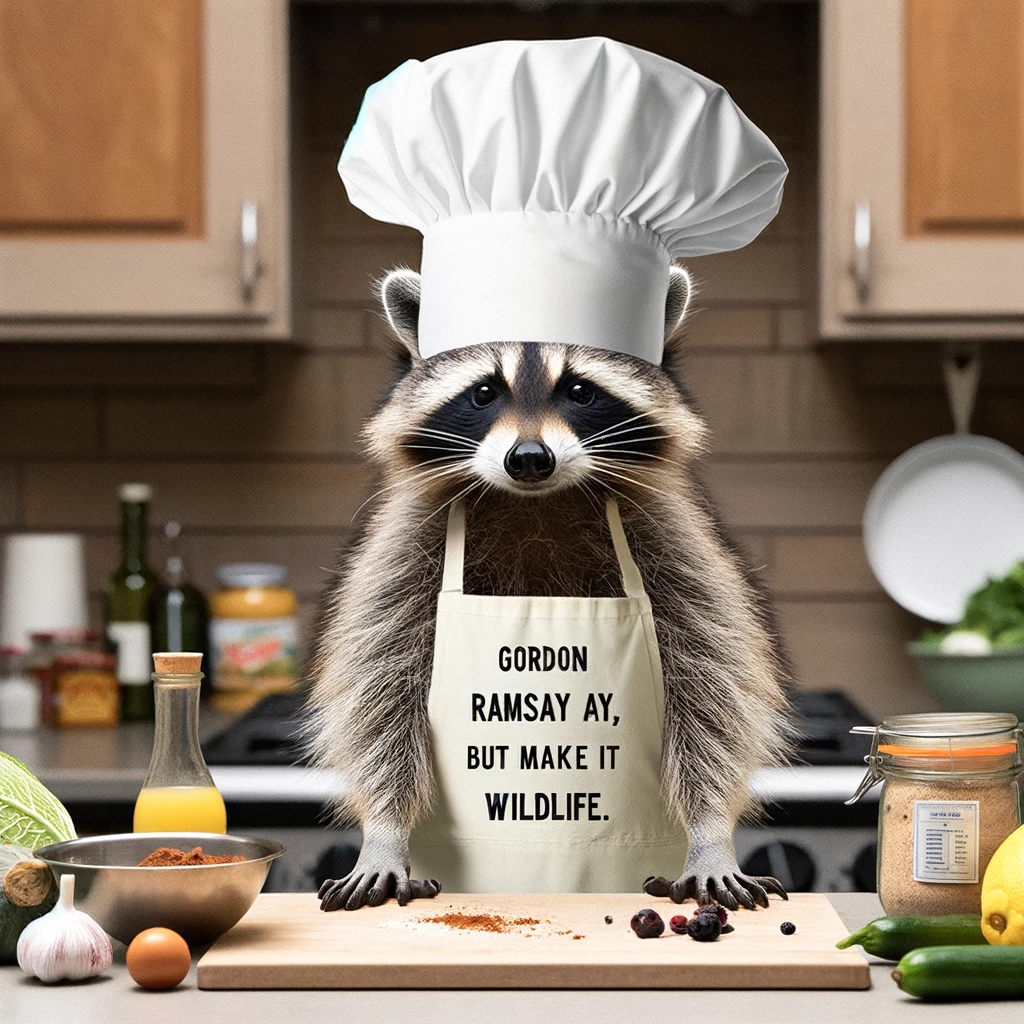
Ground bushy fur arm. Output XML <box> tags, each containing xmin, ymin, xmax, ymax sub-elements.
<box><xmin>624</xmin><ymin>483</ymin><xmax>791</xmax><ymax>908</ymax></box>
<box><xmin>306</xmin><ymin>495</ymin><xmax>445</xmax><ymax>836</ymax></box>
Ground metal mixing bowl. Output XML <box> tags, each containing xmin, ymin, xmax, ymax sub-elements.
<box><xmin>34</xmin><ymin>832</ymin><xmax>285</xmax><ymax>946</ymax></box>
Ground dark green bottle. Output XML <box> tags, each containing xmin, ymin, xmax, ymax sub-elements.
<box><xmin>106</xmin><ymin>484</ymin><xmax>160</xmax><ymax>721</ymax></box>
<box><xmin>149</xmin><ymin>522</ymin><xmax>210</xmax><ymax>698</ymax></box>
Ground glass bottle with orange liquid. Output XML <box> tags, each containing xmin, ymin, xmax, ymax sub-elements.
<box><xmin>133</xmin><ymin>652</ymin><xmax>226</xmax><ymax>833</ymax></box>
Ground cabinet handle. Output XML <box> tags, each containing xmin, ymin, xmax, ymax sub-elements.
<box><xmin>849</xmin><ymin>201</ymin><xmax>871</xmax><ymax>304</ymax></box>
<box><xmin>241</xmin><ymin>201</ymin><xmax>262</xmax><ymax>303</ymax></box>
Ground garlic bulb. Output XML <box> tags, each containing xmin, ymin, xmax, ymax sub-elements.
<box><xmin>17</xmin><ymin>874</ymin><xmax>112</xmax><ymax>983</ymax></box>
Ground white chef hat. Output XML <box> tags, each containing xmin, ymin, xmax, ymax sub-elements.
<box><xmin>339</xmin><ymin>37</ymin><xmax>787</xmax><ymax>365</ymax></box>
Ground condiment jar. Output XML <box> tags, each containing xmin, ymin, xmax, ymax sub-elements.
<box><xmin>28</xmin><ymin>629</ymin><xmax>103</xmax><ymax>725</ymax></box>
<box><xmin>0</xmin><ymin>646</ymin><xmax>41</xmax><ymax>731</ymax></box>
<box><xmin>52</xmin><ymin>649</ymin><xmax>119</xmax><ymax>729</ymax></box>
<box><xmin>209</xmin><ymin>563</ymin><xmax>298</xmax><ymax>712</ymax></box>
<box><xmin>848</xmin><ymin>713</ymin><xmax>1023</xmax><ymax>916</ymax></box>
<box><xmin>134</xmin><ymin>652</ymin><xmax>226</xmax><ymax>833</ymax></box>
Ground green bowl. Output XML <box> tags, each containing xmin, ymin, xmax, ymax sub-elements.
<box><xmin>908</xmin><ymin>643</ymin><xmax>1024</xmax><ymax>719</ymax></box>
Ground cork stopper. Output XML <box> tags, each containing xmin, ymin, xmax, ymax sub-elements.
<box><xmin>153</xmin><ymin>652</ymin><xmax>203</xmax><ymax>674</ymax></box>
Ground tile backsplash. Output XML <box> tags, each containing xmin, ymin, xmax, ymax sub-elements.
<box><xmin>3</xmin><ymin>4</ymin><xmax>1024</xmax><ymax>719</ymax></box>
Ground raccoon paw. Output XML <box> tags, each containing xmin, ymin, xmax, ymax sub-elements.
<box><xmin>643</xmin><ymin>869</ymin><xmax>787</xmax><ymax>911</ymax></box>
<box><xmin>318</xmin><ymin>870</ymin><xmax>441</xmax><ymax>911</ymax></box>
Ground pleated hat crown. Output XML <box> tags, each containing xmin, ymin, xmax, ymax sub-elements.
<box><xmin>339</xmin><ymin>37</ymin><xmax>787</xmax><ymax>364</ymax></box>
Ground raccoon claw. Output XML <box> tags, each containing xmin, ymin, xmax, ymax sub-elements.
<box><xmin>642</xmin><ymin>875</ymin><xmax>672</xmax><ymax>898</ymax></box>
<box><xmin>643</xmin><ymin>870</ymin><xmax>787</xmax><ymax>911</ymax></box>
<box><xmin>318</xmin><ymin>871</ymin><xmax>441</xmax><ymax>911</ymax></box>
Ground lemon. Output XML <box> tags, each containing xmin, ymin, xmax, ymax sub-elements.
<box><xmin>982</xmin><ymin>824</ymin><xmax>1024</xmax><ymax>944</ymax></box>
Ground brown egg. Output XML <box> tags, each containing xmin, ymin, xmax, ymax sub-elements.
<box><xmin>126</xmin><ymin>927</ymin><xmax>191</xmax><ymax>990</ymax></box>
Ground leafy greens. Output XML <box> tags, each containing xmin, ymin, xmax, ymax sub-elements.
<box><xmin>919</xmin><ymin>559</ymin><xmax>1024</xmax><ymax>649</ymax></box>
<box><xmin>0</xmin><ymin>751</ymin><xmax>76</xmax><ymax>850</ymax></box>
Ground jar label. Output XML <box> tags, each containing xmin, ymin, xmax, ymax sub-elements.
<box><xmin>107</xmin><ymin>621</ymin><xmax>152</xmax><ymax>686</ymax></box>
<box><xmin>210</xmin><ymin>617</ymin><xmax>298</xmax><ymax>692</ymax></box>
<box><xmin>912</xmin><ymin>800</ymin><xmax>980</xmax><ymax>883</ymax></box>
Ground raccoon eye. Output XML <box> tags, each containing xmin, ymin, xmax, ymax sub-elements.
<box><xmin>567</xmin><ymin>381</ymin><xmax>595</xmax><ymax>406</ymax></box>
<box><xmin>471</xmin><ymin>382</ymin><xmax>498</xmax><ymax>408</ymax></box>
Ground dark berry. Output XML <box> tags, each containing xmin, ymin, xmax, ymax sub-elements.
<box><xmin>687</xmin><ymin>913</ymin><xmax>722</xmax><ymax>942</ymax></box>
<box><xmin>604</xmin><ymin>915</ymin><xmax>613</xmax><ymax>925</ymax></box>
<box><xmin>780</xmin><ymin>921</ymin><xmax>796</xmax><ymax>935</ymax></box>
<box><xmin>669</xmin><ymin>915</ymin><xmax>689</xmax><ymax>935</ymax></box>
<box><xmin>630</xmin><ymin>909</ymin><xmax>665</xmax><ymax>939</ymax></box>
<box><xmin>697</xmin><ymin>902</ymin><xmax>729</xmax><ymax>926</ymax></box>
<box><xmin>721</xmin><ymin>923</ymin><xmax>735</xmax><ymax>934</ymax></box>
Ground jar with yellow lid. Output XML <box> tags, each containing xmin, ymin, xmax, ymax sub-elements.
<box><xmin>849</xmin><ymin>712</ymin><xmax>1023</xmax><ymax>916</ymax></box>
<box><xmin>209</xmin><ymin>563</ymin><xmax>298</xmax><ymax>712</ymax></box>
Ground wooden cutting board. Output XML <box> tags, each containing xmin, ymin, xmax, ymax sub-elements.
<box><xmin>197</xmin><ymin>892</ymin><xmax>870</xmax><ymax>990</ymax></box>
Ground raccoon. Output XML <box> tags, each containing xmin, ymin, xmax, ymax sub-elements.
<box><xmin>308</xmin><ymin>266</ymin><xmax>791</xmax><ymax>912</ymax></box>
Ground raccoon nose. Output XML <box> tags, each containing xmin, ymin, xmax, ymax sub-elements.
<box><xmin>504</xmin><ymin>440</ymin><xmax>555</xmax><ymax>482</ymax></box>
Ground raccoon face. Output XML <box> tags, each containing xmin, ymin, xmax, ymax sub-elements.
<box><xmin>364</xmin><ymin>268</ymin><xmax>708</xmax><ymax>499</ymax></box>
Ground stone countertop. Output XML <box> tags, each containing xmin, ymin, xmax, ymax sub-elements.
<box><xmin>0</xmin><ymin>722</ymin><xmax>873</xmax><ymax>806</ymax></box>
<box><xmin>0</xmin><ymin>894</ymin><xmax>1016</xmax><ymax>1022</ymax></box>
<box><xmin>0</xmin><ymin>717</ymin><xmax>348</xmax><ymax>805</ymax></box>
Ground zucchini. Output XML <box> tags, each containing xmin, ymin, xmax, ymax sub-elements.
<box><xmin>836</xmin><ymin>913</ymin><xmax>985</xmax><ymax>961</ymax></box>
<box><xmin>893</xmin><ymin>945</ymin><xmax>1024</xmax><ymax>1000</ymax></box>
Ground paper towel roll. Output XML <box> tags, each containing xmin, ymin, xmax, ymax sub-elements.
<box><xmin>0</xmin><ymin>533</ymin><xmax>88</xmax><ymax>649</ymax></box>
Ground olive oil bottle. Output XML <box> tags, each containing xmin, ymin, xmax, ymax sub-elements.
<box><xmin>106</xmin><ymin>484</ymin><xmax>160</xmax><ymax>721</ymax></box>
<box><xmin>150</xmin><ymin>522</ymin><xmax>210</xmax><ymax>698</ymax></box>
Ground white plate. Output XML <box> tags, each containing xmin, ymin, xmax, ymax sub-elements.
<box><xmin>863</xmin><ymin>434</ymin><xmax>1024</xmax><ymax>623</ymax></box>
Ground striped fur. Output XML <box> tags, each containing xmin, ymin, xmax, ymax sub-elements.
<box><xmin>307</xmin><ymin>268</ymin><xmax>792</xmax><ymax>911</ymax></box>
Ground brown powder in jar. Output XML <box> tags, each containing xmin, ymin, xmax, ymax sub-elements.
<box><xmin>137</xmin><ymin>846</ymin><xmax>246</xmax><ymax>867</ymax></box>
<box><xmin>879</xmin><ymin>779</ymin><xmax>1020</xmax><ymax>916</ymax></box>
<box><xmin>419</xmin><ymin>913</ymin><xmax>542</xmax><ymax>933</ymax></box>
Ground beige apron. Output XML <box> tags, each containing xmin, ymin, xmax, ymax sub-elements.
<box><xmin>410</xmin><ymin>498</ymin><xmax>687</xmax><ymax>893</ymax></box>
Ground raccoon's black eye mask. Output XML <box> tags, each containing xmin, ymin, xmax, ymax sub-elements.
<box><xmin>553</xmin><ymin>374</ymin><xmax>662</xmax><ymax>461</ymax></box>
<box><xmin>401</xmin><ymin>377</ymin><xmax>507</xmax><ymax>464</ymax></box>
<box><xmin>401</xmin><ymin>368</ymin><xmax>664</xmax><ymax>469</ymax></box>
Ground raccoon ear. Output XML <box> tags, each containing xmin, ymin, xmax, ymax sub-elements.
<box><xmin>664</xmin><ymin>265</ymin><xmax>692</xmax><ymax>342</ymax></box>
<box><xmin>379</xmin><ymin>268</ymin><xmax>422</xmax><ymax>362</ymax></box>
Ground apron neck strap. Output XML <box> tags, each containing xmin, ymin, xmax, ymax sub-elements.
<box><xmin>605</xmin><ymin>498</ymin><xmax>646</xmax><ymax>599</ymax></box>
<box><xmin>442</xmin><ymin>498</ymin><xmax>647</xmax><ymax>598</ymax></box>
<box><xmin>441</xmin><ymin>499</ymin><xmax>468</xmax><ymax>593</ymax></box>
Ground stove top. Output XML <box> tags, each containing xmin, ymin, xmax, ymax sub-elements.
<box><xmin>202</xmin><ymin>689</ymin><xmax>874</xmax><ymax>768</ymax></box>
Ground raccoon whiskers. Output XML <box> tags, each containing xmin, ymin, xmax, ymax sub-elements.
<box><xmin>589</xmin><ymin>459</ymin><xmax>675</xmax><ymax>500</ymax></box>
<box><xmin>584</xmin><ymin>430</ymin><xmax>676</xmax><ymax>454</ymax></box>
<box><xmin>577</xmin><ymin>411</ymin><xmax>651</xmax><ymax>445</ymax></box>
<box><xmin>586</xmin><ymin>432</ymin><xmax>671</xmax><ymax>447</ymax></box>
<box><xmin>401</xmin><ymin>444</ymin><xmax>474</xmax><ymax>455</ymax></box>
<box><xmin>586</xmin><ymin>446</ymin><xmax>673</xmax><ymax>463</ymax></box>
<box><xmin>417</xmin><ymin>477</ymin><xmax>488</xmax><ymax>528</ymax></box>
<box><xmin>594</xmin><ymin>479</ymin><xmax>663</xmax><ymax>530</ymax></box>
<box><xmin>407</xmin><ymin>427</ymin><xmax>478</xmax><ymax>449</ymax></box>
<box><xmin>400</xmin><ymin>451</ymin><xmax>473</xmax><ymax>469</ymax></box>
<box><xmin>349</xmin><ymin>460</ymin><xmax>472</xmax><ymax>524</ymax></box>
<box><xmin>406</xmin><ymin>463</ymin><xmax>474</xmax><ymax>491</ymax></box>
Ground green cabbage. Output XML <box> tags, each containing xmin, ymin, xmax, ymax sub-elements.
<box><xmin>0</xmin><ymin>751</ymin><xmax>76</xmax><ymax>850</ymax></box>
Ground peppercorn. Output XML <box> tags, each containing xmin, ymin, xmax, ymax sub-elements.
<box><xmin>630</xmin><ymin>909</ymin><xmax>665</xmax><ymax>939</ymax></box>
<box><xmin>669</xmin><ymin>915</ymin><xmax>689</xmax><ymax>935</ymax></box>
<box><xmin>687</xmin><ymin>913</ymin><xmax>722</xmax><ymax>942</ymax></box>
<box><xmin>604</xmin><ymin>915</ymin><xmax>613</xmax><ymax>925</ymax></box>
<box><xmin>780</xmin><ymin>921</ymin><xmax>796</xmax><ymax>935</ymax></box>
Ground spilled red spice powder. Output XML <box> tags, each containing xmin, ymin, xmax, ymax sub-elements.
<box><xmin>137</xmin><ymin>846</ymin><xmax>246</xmax><ymax>867</ymax></box>
<box><xmin>420</xmin><ymin>913</ymin><xmax>542</xmax><ymax>933</ymax></box>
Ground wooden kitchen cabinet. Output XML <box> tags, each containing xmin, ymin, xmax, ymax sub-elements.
<box><xmin>821</xmin><ymin>0</ymin><xmax>1024</xmax><ymax>338</ymax></box>
<box><xmin>0</xmin><ymin>0</ymin><xmax>290</xmax><ymax>339</ymax></box>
